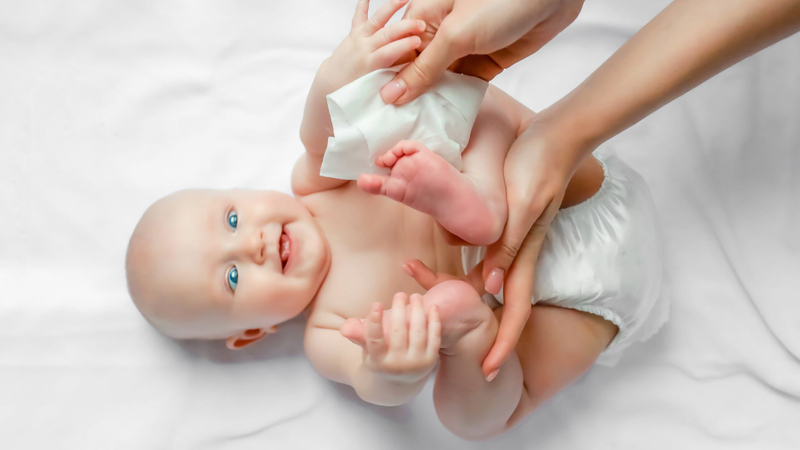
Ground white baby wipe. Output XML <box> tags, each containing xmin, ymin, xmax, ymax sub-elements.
<box><xmin>320</xmin><ymin>66</ymin><xmax>489</xmax><ymax>180</ymax></box>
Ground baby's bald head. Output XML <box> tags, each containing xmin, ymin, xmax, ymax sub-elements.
<box><xmin>126</xmin><ymin>188</ymin><xmax>330</xmax><ymax>343</ymax></box>
<box><xmin>126</xmin><ymin>190</ymin><xmax>228</xmax><ymax>339</ymax></box>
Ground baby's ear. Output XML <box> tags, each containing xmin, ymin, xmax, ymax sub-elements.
<box><xmin>225</xmin><ymin>325</ymin><xmax>278</xmax><ymax>350</ymax></box>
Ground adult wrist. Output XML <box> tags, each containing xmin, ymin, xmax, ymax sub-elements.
<box><xmin>539</xmin><ymin>89</ymin><xmax>610</xmax><ymax>159</ymax></box>
<box><xmin>524</xmin><ymin>100</ymin><xmax>600</xmax><ymax>174</ymax></box>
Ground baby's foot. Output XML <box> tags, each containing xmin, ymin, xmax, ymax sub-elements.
<box><xmin>357</xmin><ymin>141</ymin><xmax>503</xmax><ymax>245</ymax></box>
<box><xmin>420</xmin><ymin>281</ymin><xmax>496</xmax><ymax>356</ymax></box>
<box><xmin>340</xmin><ymin>281</ymin><xmax>495</xmax><ymax>356</ymax></box>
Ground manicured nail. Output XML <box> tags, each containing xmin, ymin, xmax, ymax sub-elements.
<box><xmin>485</xmin><ymin>269</ymin><xmax>504</xmax><ymax>295</ymax></box>
<box><xmin>485</xmin><ymin>369</ymin><xmax>499</xmax><ymax>382</ymax></box>
<box><xmin>401</xmin><ymin>263</ymin><xmax>414</xmax><ymax>277</ymax></box>
<box><xmin>381</xmin><ymin>78</ymin><xmax>407</xmax><ymax>104</ymax></box>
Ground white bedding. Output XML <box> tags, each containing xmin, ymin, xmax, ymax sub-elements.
<box><xmin>1</xmin><ymin>1</ymin><xmax>799</xmax><ymax>448</ymax></box>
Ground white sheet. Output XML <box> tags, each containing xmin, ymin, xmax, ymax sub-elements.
<box><xmin>1</xmin><ymin>1</ymin><xmax>798</xmax><ymax>448</ymax></box>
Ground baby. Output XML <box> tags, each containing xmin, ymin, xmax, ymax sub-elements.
<box><xmin>126</xmin><ymin>0</ymin><xmax>665</xmax><ymax>441</ymax></box>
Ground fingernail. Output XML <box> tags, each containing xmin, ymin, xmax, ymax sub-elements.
<box><xmin>401</xmin><ymin>263</ymin><xmax>414</xmax><ymax>277</ymax></box>
<box><xmin>381</xmin><ymin>78</ymin><xmax>407</xmax><ymax>104</ymax></box>
<box><xmin>485</xmin><ymin>369</ymin><xmax>499</xmax><ymax>382</ymax></box>
<box><xmin>417</xmin><ymin>20</ymin><xmax>426</xmax><ymax>31</ymax></box>
<box><xmin>485</xmin><ymin>269</ymin><xmax>505</xmax><ymax>295</ymax></box>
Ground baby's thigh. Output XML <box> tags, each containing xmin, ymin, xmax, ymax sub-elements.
<box><xmin>460</xmin><ymin>91</ymin><xmax>517</xmax><ymax>181</ymax></box>
<box><xmin>497</xmin><ymin>304</ymin><xmax>617</xmax><ymax>429</ymax></box>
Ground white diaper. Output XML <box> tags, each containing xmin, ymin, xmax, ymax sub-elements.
<box><xmin>462</xmin><ymin>152</ymin><xmax>669</xmax><ymax>366</ymax></box>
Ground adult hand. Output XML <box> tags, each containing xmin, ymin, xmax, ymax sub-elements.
<box><xmin>479</xmin><ymin>114</ymin><xmax>589</xmax><ymax>379</ymax></box>
<box><xmin>380</xmin><ymin>0</ymin><xmax>585</xmax><ymax>104</ymax></box>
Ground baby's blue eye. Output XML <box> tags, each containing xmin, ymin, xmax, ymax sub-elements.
<box><xmin>227</xmin><ymin>266</ymin><xmax>238</xmax><ymax>291</ymax></box>
<box><xmin>227</xmin><ymin>210</ymin><xmax>238</xmax><ymax>230</ymax></box>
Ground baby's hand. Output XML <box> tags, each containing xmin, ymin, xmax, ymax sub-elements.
<box><xmin>321</xmin><ymin>0</ymin><xmax>425</xmax><ymax>92</ymax></box>
<box><xmin>342</xmin><ymin>293</ymin><xmax>441</xmax><ymax>384</ymax></box>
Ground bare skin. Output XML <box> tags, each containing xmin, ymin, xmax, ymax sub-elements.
<box><xmin>127</xmin><ymin>0</ymin><xmax>616</xmax><ymax>440</ymax></box>
<box><xmin>299</xmin><ymin>80</ymin><xmax>615</xmax><ymax>438</ymax></box>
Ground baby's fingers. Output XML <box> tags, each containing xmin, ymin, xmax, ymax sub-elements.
<box><xmin>363</xmin><ymin>0</ymin><xmax>408</xmax><ymax>35</ymax></box>
<box><xmin>366</xmin><ymin>302</ymin><xmax>387</xmax><ymax>358</ymax></box>
<box><xmin>407</xmin><ymin>294</ymin><xmax>427</xmax><ymax>353</ymax></box>
<box><xmin>371</xmin><ymin>19</ymin><xmax>425</xmax><ymax>49</ymax></box>
<box><xmin>426</xmin><ymin>305</ymin><xmax>442</xmax><ymax>357</ymax></box>
<box><xmin>389</xmin><ymin>292</ymin><xmax>409</xmax><ymax>353</ymax></box>
<box><xmin>370</xmin><ymin>36</ymin><xmax>421</xmax><ymax>70</ymax></box>
<box><xmin>351</xmin><ymin>0</ymin><xmax>370</xmax><ymax>29</ymax></box>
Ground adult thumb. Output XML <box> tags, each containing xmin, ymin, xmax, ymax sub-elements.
<box><xmin>380</xmin><ymin>27</ymin><xmax>465</xmax><ymax>105</ymax></box>
<box><xmin>482</xmin><ymin>201</ymin><xmax>542</xmax><ymax>295</ymax></box>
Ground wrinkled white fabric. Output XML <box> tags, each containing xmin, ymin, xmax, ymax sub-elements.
<box><xmin>463</xmin><ymin>152</ymin><xmax>669</xmax><ymax>366</ymax></box>
<box><xmin>320</xmin><ymin>66</ymin><xmax>488</xmax><ymax>180</ymax></box>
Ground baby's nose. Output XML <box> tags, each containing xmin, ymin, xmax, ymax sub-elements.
<box><xmin>244</xmin><ymin>230</ymin><xmax>267</xmax><ymax>264</ymax></box>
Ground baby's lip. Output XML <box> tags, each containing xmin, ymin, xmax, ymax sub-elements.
<box><xmin>279</xmin><ymin>226</ymin><xmax>290</xmax><ymax>273</ymax></box>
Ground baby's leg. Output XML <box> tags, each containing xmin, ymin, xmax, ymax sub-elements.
<box><xmin>357</xmin><ymin>91</ymin><xmax>515</xmax><ymax>246</ymax></box>
<box><xmin>341</xmin><ymin>280</ymin><xmax>616</xmax><ymax>440</ymax></box>
<box><xmin>432</xmin><ymin>302</ymin><xmax>617</xmax><ymax>441</ymax></box>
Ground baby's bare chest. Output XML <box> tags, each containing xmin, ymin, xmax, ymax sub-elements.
<box><xmin>301</xmin><ymin>184</ymin><xmax>450</xmax><ymax>320</ymax></box>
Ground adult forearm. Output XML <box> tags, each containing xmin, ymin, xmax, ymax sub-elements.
<box><xmin>546</xmin><ymin>0</ymin><xmax>800</xmax><ymax>153</ymax></box>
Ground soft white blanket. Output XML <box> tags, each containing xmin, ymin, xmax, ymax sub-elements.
<box><xmin>1</xmin><ymin>1</ymin><xmax>798</xmax><ymax>448</ymax></box>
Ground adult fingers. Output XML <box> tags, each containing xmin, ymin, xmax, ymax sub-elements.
<box><xmin>366</xmin><ymin>302</ymin><xmax>387</xmax><ymax>359</ymax></box>
<box><xmin>464</xmin><ymin>261</ymin><xmax>487</xmax><ymax>296</ymax></box>
<box><xmin>480</xmin><ymin>232</ymin><xmax>539</xmax><ymax>378</ymax></box>
<box><xmin>402</xmin><ymin>259</ymin><xmax>458</xmax><ymax>290</ymax></box>
<box><xmin>450</xmin><ymin>54</ymin><xmax>505</xmax><ymax>81</ymax></box>
<box><xmin>481</xmin><ymin>191</ymin><xmax>544</xmax><ymax>295</ymax></box>
<box><xmin>380</xmin><ymin>18</ymin><xmax>469</xmax><ymax>104</ymax></box>
<box><xmin>480</xmin><ymin>195</ymin><xmax>562</xmax><ymax>378</ymax></box>
<box><xmin>363</xmin><ymin>0</ymin><xmax>408</xmax><ymax>35</ymax></box>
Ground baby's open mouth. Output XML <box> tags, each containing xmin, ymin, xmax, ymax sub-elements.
<box><xmin>279</xmin><ymin>227</ymin><xmax>290</xmax><ymax>271</ymax></box>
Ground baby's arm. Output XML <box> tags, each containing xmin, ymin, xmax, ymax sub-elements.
<box><xmin>293</xmin><ymin>0</ymin><xmax>425</xmax><ymax>196</ymax></box>
<box><xmin>305</xmin><ymin>293</ymin><xmax>440</xmax><ymax>407</ymax></box>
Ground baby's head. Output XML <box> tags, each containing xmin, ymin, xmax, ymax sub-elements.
<box><xmin>126</xmin><ymin>189</ymin><xmax>330</xmax><ymax>349</ymax></box>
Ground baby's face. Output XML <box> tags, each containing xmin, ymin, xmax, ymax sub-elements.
<box><xmin>128</xmin><ymin>189</ymin><xmax>330</xmax><ymax>339</ymax></box>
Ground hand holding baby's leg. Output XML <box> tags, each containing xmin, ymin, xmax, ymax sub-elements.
<box><xmin>339</xmin><ymin>278</ymin><xmax>523</xmax><ymax>441</ymax></box>
<box><xmin>357</xmin><ymin>140</ymin><xmax>504</xmax><ymax>245</ymax></box>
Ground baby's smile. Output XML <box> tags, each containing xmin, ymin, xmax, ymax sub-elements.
<box><xmin>127</xmin><ymin>188</ymin><xmax>331</xmax><ymax>340</ymax></box>
<box><xmin>279</xmin><ymin>225</ymin><xmax>292</xmax><ymax>272</ymax></box>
